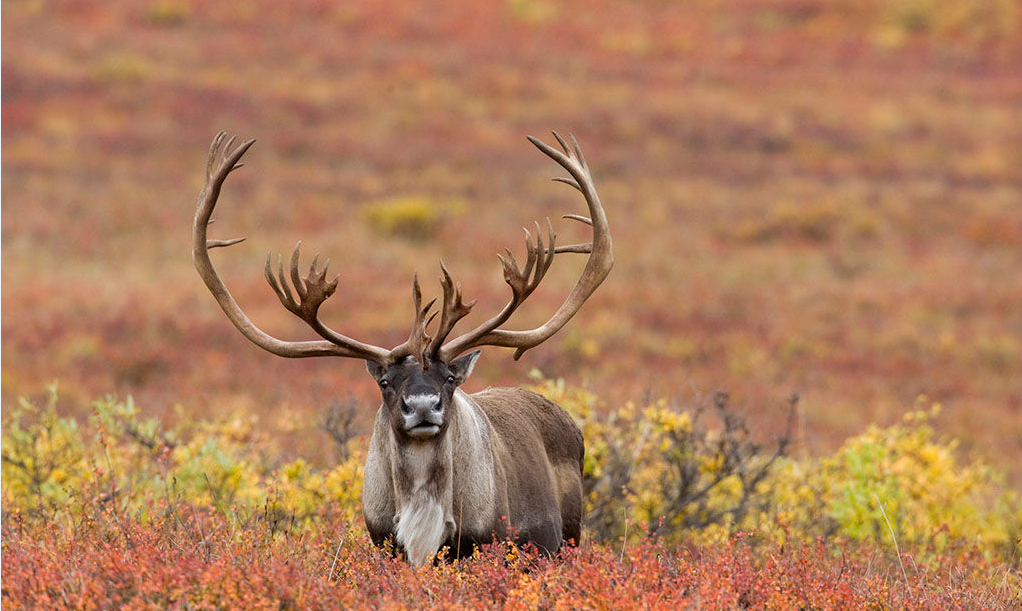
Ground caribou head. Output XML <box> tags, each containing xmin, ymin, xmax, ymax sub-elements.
<box><xmin>365</xmin><ymin>352</ymin><xmax>481</xmax><ymax>441</ymax></box>
<box><xmin>192</xmin><ymin>131</ymin><xmax>611</xmax><ymax>565</ymax></box>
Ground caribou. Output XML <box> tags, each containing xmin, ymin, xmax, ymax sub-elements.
<box><xmin>192</xmin><ymin>131</ymin><xmax>612</xmax><ymax>565</ymax></box>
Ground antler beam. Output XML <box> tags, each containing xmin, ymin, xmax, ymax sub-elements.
<box><xmin>436</xmin><ymin>132</ymin><xmax>613</xmax><ymax>362</ymax></box>
<box><xmin>192</xmin><ymin>132</ymin><xmax>392</xmax><ymax>363</ymax></box>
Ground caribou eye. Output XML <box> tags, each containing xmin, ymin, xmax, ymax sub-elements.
<box><xmin>446</xmin><ymin>375</ymin><xmax>456</xmax><ymax>384</ymax></box>
<box><xmin>379</xmin><ymin>380</ymin><xmax>389</xmax><ymax>389</ymax></box>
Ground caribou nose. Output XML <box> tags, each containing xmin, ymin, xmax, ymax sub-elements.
<box><xmin>402</xmin><ymin>393</ymin><xmax>441</xmax><ymax>416</ymax></box>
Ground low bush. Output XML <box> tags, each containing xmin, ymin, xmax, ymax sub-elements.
<box><xmin>3</xmin><ymin>502</ymin><xmax>1017</xmax><ymax>610</ymax></box>
<box><xmin>529</xmin><ymin>377</ymin><xmax>1020</xmax><ymax>563</ymax></box>
<box><xmin>2</xmin><ymin>382</ymin><xmax>1019</xmax><ymax>608</ymax></box>
<box><xmin>1</xmin><ymin>386</ymin><xmax>366</xmax><ymax>528</ymax></box>
<box><xmin>361</xmin><ymin>195</ymin><xmax>465</xmax><ymax>240</ymax></box>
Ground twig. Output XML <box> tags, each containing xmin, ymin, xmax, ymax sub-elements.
<box><xmin>328</xmin><ymin>536</ymin><xmax>344</xmax><ymax>582</ymax></box>
<box><xmin>457</xmin><ymin>501</ymin><xmax>464</xmax><ymax>558</ymax></box>
<box><xmin>873</xmin><ymin>493</ymin><xmax>909</xmax><ymax>588</ymax></box>
<box><xmin>620</xmin><ymin>509</ymin><xmax>630</xmax><ymax>562</ymax></box>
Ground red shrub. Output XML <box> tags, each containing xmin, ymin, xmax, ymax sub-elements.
<box><xmin>3</xmin><ymin>506</ymin><xmax>1016</xmax><ymax>610</ymax></box>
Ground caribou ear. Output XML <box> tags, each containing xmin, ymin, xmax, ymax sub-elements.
<box><xmin>449</xmin><ymin>350</ymin><xmax>481</xmax><ymax>386</ymax></box>
<box><xmin>365</xmin><ymin>360</ymin><xmax>387</xmax><ymax>382</ymax></box>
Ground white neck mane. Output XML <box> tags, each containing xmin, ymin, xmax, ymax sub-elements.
<box><xmin>391</xmin><ymin>389</ymin><xmax>497</xmax><ymax>566</ymax></box>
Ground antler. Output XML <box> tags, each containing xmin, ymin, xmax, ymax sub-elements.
<box><xmin>434</xmin><ymin>132</ymin><xmax>613</xmax><ymax>361</ymax></box>
<box><xmin>424</xmin><ymin>262</ymin><xmax>477</xmax><ymax>358</ymax></box>
<box><xmin>388</xmin><ymin>274</ymin><xmax>439</xmax><ymax>364</ymax></box>
<box><xmin>193</xmin><ymin>132</ymin><xmax>392</xmax><ymax>363</ymax></box>
<box><xmin>194</xmin><ymin>131</ymin><xmax>611</xmax><ymax>369</ymax></box>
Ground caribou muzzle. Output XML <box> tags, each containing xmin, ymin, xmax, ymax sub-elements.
<box><xmin>401</xmin><ymin>393</ymin><xmax>444</xmax><ymax>439</ymax></box>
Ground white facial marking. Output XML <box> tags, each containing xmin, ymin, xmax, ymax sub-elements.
<box><xmin>404</xmin><ymin>393</ymin><xmax>441</xmax><ymax>412</ymax></box>
<box><xmin>402</xmin><ymin>393</ymin><xmax>443</xmax><ymax>433</ymax></box>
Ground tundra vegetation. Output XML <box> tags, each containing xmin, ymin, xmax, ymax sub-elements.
<box><xmin>2</xmin><ymin>387</ymin><xmax>1020</xmax><ymax>608</ymax></box>
<box><xmin>3</xmin><ymin>0</ymin><xmax>1021</xmax><ymax>608</ymax></box>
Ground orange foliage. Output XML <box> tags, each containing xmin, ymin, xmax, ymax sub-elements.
<box><xmin>3</xmin><ymin>505</ymin><xmax>1017</xmax><ymax>611</ymax></box>
<box><xmin>3</xmin><ymin>0</ymin><xmax>1021</xmax><ymax>478</ymax></box>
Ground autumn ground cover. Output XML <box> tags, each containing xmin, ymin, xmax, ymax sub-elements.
<box><xmin>3</xmin><ymin>509</ymin><xmax>1015</xmax><ymax>610</ymax></box>
<box><xmin>2</xmin><ymin>390</ymin><xmax>1019</xmax><ymax>608</ymax></box>
<box><xmin>3</xmin><ymin>0</ymin><xmax>1021</xmax><ymax>608</ymax></box>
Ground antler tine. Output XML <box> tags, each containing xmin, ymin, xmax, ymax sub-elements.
<box><xmin>540</xmin><ymin>216</ymin><xmax>557</xmax><ymax>277</ymax></box>
<box><xmin>521</xmin><ymin>226</ymin><xmax>538</xmax><ymax>283</ymax></box>
<box><xmin>207</xmin><ymin>237</ymin><xmax>246</xmax><ymax>249</ymax></box>
<box><xmin>289</xmin><ymin>242</ymin><xmax>306</xmax><ymax>299</ymax></box>
<box><xmin>552</xmin><ymin>131</ymin><xmax>572</xmax><ymax>156</ymax></box>
<box><xmin>504</xmin><ymin>246</ymin><xmax>521</xmax><ymax>274</ymax></box>
<box><xmin>553</xmin><ymin>214</ymin><xmax>594</xmax><ymax>254</ymax></box>
<box><xmin>524</xmin><ymin>220</ymin><xmax>552</xmax><ymax>290</ymax></box>
<box><xmin>425</xmin><ymin>261</ymin><xmax>477</xmax><ymax>358</ymax></box>
<box><xmin>391</xmin><ymin>273</ymin><xmax>441</xmax><ymax>365</ymax></box>
<box><xmin>552</xmin><ymin>176</ymin><xmax>582</xmax><ymax>192</ymax></box>
<box><xmin>569</xmin><ymin>132</ymin><xmax>587</xmax><ymax>170</ymax></box>
<box><xmin>308</xmin><ymin>253</ymin><xmax>320</xmax><ymax>280</ymax></box>
<box><xmin>316</xmin><ymin>257</ymin><xmax>332</xmax><ymax>283</ymax></box>
<box><xmin>206</xmin><ymin>132</ymin><xmax>223</xmax><ymax>180</ymax></box>
<box><xmin>265</xmin><ymin>252</ymin><xmax>296</xmax><ymax>311</ymax></box>
<box><xmin>193</xmin><ymin>132</ymin><xmax>392</xmax><ymax>363</ymax></box>
<box><xmin>562</xmin><ymin>214</ymin><xmax>592</xmax><ymax>226</ymax></box>
<box><xmin>438</xmin><ymin>132</ymin><xmax>612</xmax><ymax>362</ymax></box>
<box><xmin>553</xmin><ymin>243</ymin><xmax>593</xmax><ymax>254</ymax></box>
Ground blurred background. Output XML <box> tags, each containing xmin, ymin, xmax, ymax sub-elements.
<box><xmin>3</xmin><ymin>0</ymin><xmax>1020</xmax><ymax>483</ymax></box>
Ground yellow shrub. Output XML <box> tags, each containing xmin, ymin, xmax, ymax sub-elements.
<box><xmin>267</xmin><ymin>453</ymin><xmax>365</xmax><ymax>525</ymax></box>
<box><xmin>3</xmin><ymin>385</ymin><xmax>1018</xmax><ymax>563</ymax></box>
<box><xmin>147</xmin><ymin>0</ymin><xmax>190</xmax><ymax>26</ymax></box>
<box><xmin>531</xmin><ymin>376</ymin><xmax>1019</xmax><ymax>561</ymax></box>
<box><xmin>531</xmin><ymin>376</ymin><xmax>790</xmax><ymax>547</ymax></box>
<box><xmin>1</xmin><ymin>386</ymin><xmax>92</xmax><ymax>517</ymax></box>
<box><xmin>880</xmin><ymin>0</ymin><xmax>1017</xmax><ymax>42</ymax></box>
<box><xmin>815</xmin><ymin>403</ymin><xmax>1015</xmax><ymax>554</ymax></box>
<box><xmin>1</xmin><ymin>392</ymin><xmax>366</xmax><ymax>527</ymax></box>
<box><xmin>361</xmin><ymin>195</ymin><xmax>462</xmax><ymax>240</ymax></box>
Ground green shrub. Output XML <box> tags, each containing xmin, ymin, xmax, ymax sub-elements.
<box><xmin>814</xmin><ymin>403</ymin><xmax>1019</xmax><ymax>558</ymax></box>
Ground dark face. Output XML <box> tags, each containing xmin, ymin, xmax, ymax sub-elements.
<box><xmin>365</xmin><ymin>350</ymin><xmax>481</xmax><ymax>441</ymax></box>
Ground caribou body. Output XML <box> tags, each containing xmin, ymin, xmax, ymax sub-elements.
<box><xmin>363</xmin><ymin>356</ymin><xmax>584</xmax><ymax>564</ymax></box>
<box><xmin>192</xmin><ymin>131</ymin><xmax>611</xmax><ymax>565</ymax></box>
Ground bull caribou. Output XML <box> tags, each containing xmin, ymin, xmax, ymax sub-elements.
<box><xmin>192</xmin><ymin>132</ymin><xmax>612</xmax><ymax>565</ymax></box>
